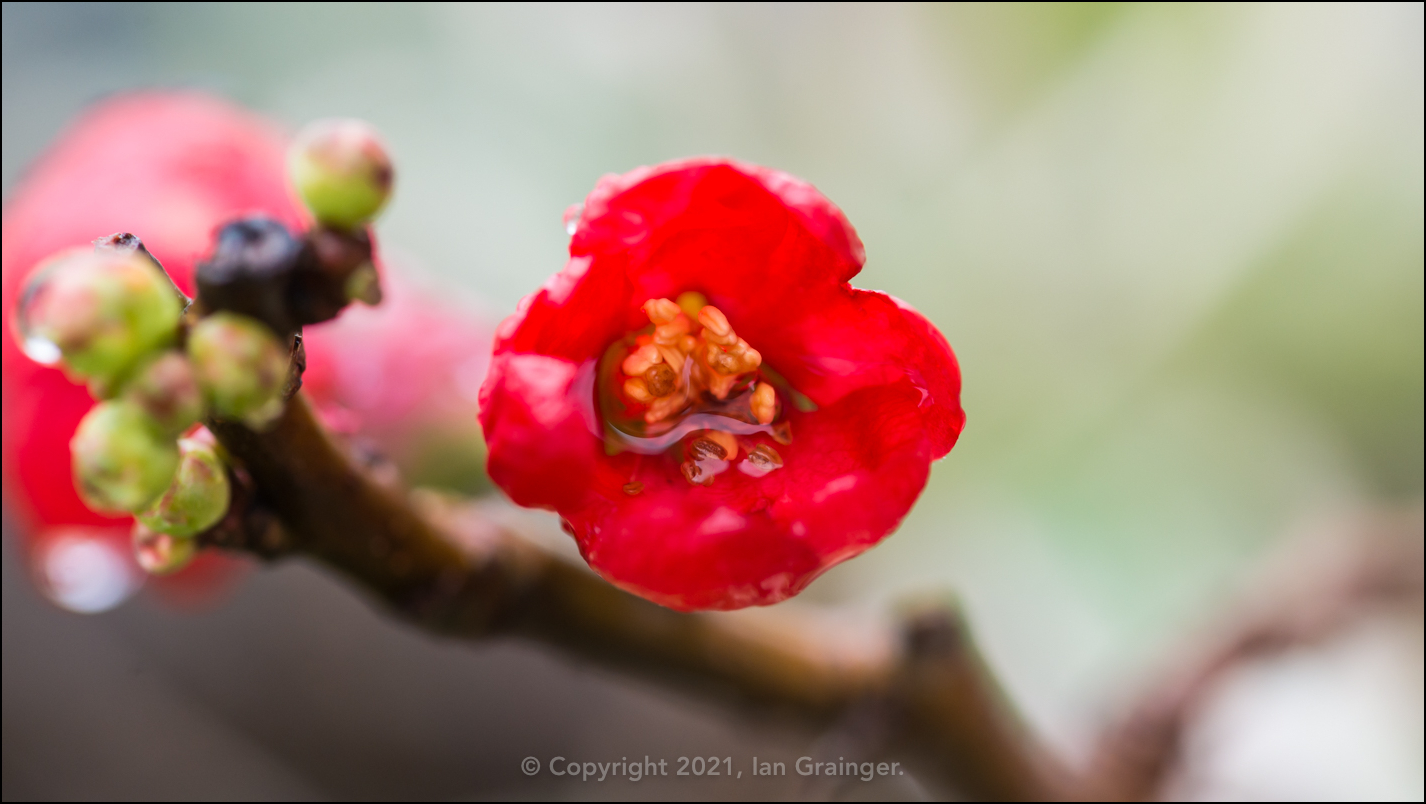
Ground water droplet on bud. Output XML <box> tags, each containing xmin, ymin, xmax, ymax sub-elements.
<box><xmin>23</xmin><ymin>336</ymin><xmax>62</xmax><ymax>365</ymax></box>
<box><xmin>13</xmin><ymin>257</ymin><xmax>63</xmax><ymax>362</ymax></box>
<box><xmin>738</xmin><ymin>443</ymin><xmax>783</xmax><ymax>477</ymax></box>
<box><xmin>34</xmin><ymin>529</ymin><xmax>141</xmax><ymax>613</ymax></box>
<box><xmin>12</xmin><ymin>248</ymin><xmax>182</xmax><ymax>383</ymax></box>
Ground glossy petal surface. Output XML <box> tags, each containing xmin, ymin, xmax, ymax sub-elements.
<box><xmin>481</xmin><ymin>158</ymin><xmax>964</xmax><ymax>611</ymax></box>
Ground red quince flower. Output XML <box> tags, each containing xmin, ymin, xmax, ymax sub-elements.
<box><xmin>480</xmin><ymin>158</ymin><xmax>964</xmax><ymax>611</ymax></box>
<box><xmin>2</xmin><ymin>92</ymin><xmax>300</xmax><ymax>606</ymax></box>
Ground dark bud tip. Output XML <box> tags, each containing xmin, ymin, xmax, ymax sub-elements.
<box><xmin>288</xmin><ymin>226</ymin><xmax>377</xmax><ymax>325</ymax></box>
<box><xmin>196</xmin><ymin>217</ymin><xmax>303</xmax><ymax>335</ymax></box>
<box><xmin>94</xmin><ymin>232</ymin><xmax>148</xmax><ymax>257</ymax></box>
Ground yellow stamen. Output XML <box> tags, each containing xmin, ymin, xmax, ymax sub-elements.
<box><xmin>643</xmin><ymin>298</ymin><xmax>694</xmax><ymax>376</ymax></box>
<box><xmin>623</xmin><ymin>297</ymin><xmax>783</xmax><ymax>431</ymax></box>
<box><xmin>623</xmin><ymin>377</ymin><xmax>655</xmax><ymax>403</ymax></box>
<box><xmin>688</xmin><ymin>437</ymin><xmax>727</xmax><ymax>461</ymax></box>
<box><xmin>702</xmin><ymin>429</ymin><xmax>738</xmax><ymax>462</ymax></box>
<box><xmin>652</xmin><ymin>315</ymin><xmax>690</xmax><ymax>345</ymax></box>
<box><xmin>691</xmin><ymin>304</ymin><xmax>762</xmax><ymax>399</ymax></box>
<box><xmin>607</xmin><ymin>295</ymin><xmax>800</xmax><ymax>487</ymax></box>
<box><xmin>645</xmin><ymin>390</ymin><xmax>688</xmax><ymax>424</ymax></box>
<box><xmin>643</xmin><ymin>298</ymin><xmax>682</xmax><ymax>325</ymax></box>
<box><xmin>654</xmin><ymin>344</ymin><xmax>686</xmax><ymax>373</ymax></box>
<box><xmin>697</xmin><ymin>306</ymin><xmax>735</xmax><ymax>345</ymax></box>
<box><xmin>750</xmin><ymin>382</ymin><xmax>777</xmax><ymax>425</ymax></box>
<box><xmin>621</xmin><ymin>343</ymin><xmax>662</xmax><ymax>376</ymax></box>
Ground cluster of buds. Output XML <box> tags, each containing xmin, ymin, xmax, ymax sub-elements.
<box><xmin>12</xmin><ymin>239</ymin><xmax>258</xmax><ymax>573</ymax></box>
<box><xmin>611</xmin><ymin>292</ymin><xmax>786</xmax><ymax>485</ymax></box>
<box><xmin>16</xmin><ymin>243</ymin><xmax>184</xmax><ymax>393</ymax></box>
<box><xmin>10</xmin><ymin>116</ymin><xmax>397</xmax><ymax>577</ymax></box>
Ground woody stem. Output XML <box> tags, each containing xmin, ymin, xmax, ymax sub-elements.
<box><xmin>201</xmin><ymin>386</ymin><xmax>1423</xmax><ymax>800</ymax></box>
<box><xmin>191</xmin><ymin>246</ymin><xmax>1422</xmax><ymax>800</ymax></box>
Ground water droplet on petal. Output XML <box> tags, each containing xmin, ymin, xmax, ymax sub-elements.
<box><xmin>563</xmin><ymin>203</ymin><xmax>584</xmax><ymax>236</ymax></box>
<box><xmin>34</xmin><ymin>529</ymin><xmax>141</xmax><ymax>613</ymax></box>
<box><xmin>738</xmin><ymin>443</ymin><xmax>783</xmax><ymax>477</ymax></box>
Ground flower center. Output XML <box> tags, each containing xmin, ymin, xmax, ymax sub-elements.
<box><xmin>597</xmin><ymin>292</ymin><xmax>797</xmax><ymax>487</ymax></box>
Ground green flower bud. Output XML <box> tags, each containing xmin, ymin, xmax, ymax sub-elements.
<box><xmin>289</xmin><ymin>119</ymin><xmax>393</xmax><ymax>230</ymax></box>
<box><xmin>71</xmin><ymin>400</ymin><xmax>180</xmax><ymax>513</ymax></box>
<box><xmin>122</xmin><ymin>351</ymin><xmax>203</xmax><ymax>436</ymax></box>
<box><xmin>187</xmin><ymin>312</ymin><xmax>289</xmax><ymax>429</ymax></box>
<box><xmin>136</xmin><ymin>436</ymin><xmax>231</xmax><ymax>538</ymax></box>
<box><xmin>14</xmin><ymin>248</ymin><xmax>183</xmax><ymax>386</ymax></box>
<box><xmin>132</xmin><ymin>522</ymin><xmax>197</xmax><ymax>575</ymax></box>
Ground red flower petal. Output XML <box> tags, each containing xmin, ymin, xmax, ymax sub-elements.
<box><xmin>481</xmin><ymin>158</ymin><xmax>964</xmax><ymax>611</ymax></box>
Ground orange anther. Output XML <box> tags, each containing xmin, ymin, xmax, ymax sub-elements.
<box><xmin>619</xmin><ymin>294</ymin><xmax>791</xmax><ymax>460</ymax></box>
<box><xmin>643</xmin><ymin>298</ymin><xmax>682</xmax><ymax>325</ymax></box>
<box><xmin>702</xmin><ymin>429</ymin><xmax>739</xmax><ymax>462</ymax></box>
<box><xmin>645</xmin><ymin>390</ymin><xmax>689</xmax><ymax>424</ymax></box>
<box><xmin>737</xmin><ymin>443</ymin><xmax>783</xmax><ymax>477</ymax></box>
<box><xmin>688</xmin><ymin>437</ymin><xmax>727</xmax><ymax>461</ymax></box>
<box><xmin>623</xmin><ymin>377</ymin><xmax>654</xmax><ymax>403</ymax></box>
<box><xmin>652</xmin><ymin>314</ymin><xmax>690</xmax><ymax>345</ymax></box>
<box><xmin>621</xmin><ymin>343</ymin><xmax>662</xmax><ymax>376</ymax></box>
<box><xmin>655</xmin><ymin>344</ymin><xmax>686</xmax><ymax>373</ymax></box>
<box><xmin>750</xmin><ymin>382</ymin><xmax>777</xmax><ymax>424</ymax></box>
<box><xmin>697</xmin><ymin>305</ymin><xmax>736</xmax><ymax>345</ymax></box>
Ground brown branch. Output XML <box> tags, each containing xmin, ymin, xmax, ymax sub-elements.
<box><xmin>179</xmin><ymin>220</ymin><xmax>1062</xmax><ymax>796</ymax></box>
<box><xmin>181</xmin><ymin>225</ymin><xmax>1421</xmax><ymax>801</ymax></box>
<box><xmin>202</xmin><ymin>392</ymin><xmax>1066</xmax><ymax>799</ymax></box>
<box><xmin>201</xmin><ymin>389</ymin><xmax>1423</xmax><ymax>801</ymax></box>
<box><xmin>1082</xmin><ymin>506</ymin><xmax>1424</xmax><ymax>801</ymax></box>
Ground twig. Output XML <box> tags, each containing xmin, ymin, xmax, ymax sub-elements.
<box><xmin>183</xmin><ymin>224</ymin><xmax>1422</xmax><ymax>801</ymax></box>
<box><xmin>1081</xmin><ymin>506</ymin><xmax>1424</xmax><ymax>801</ymax></box>
<box><xmin>200</xmin><ymin>387</ymin><xmax>1424</xmax><ymax>801</ymax></box>
<box><xmin>203</xmin><ymin>391</ymin><xmax>1066</xmax><ymax>798</ymax></box>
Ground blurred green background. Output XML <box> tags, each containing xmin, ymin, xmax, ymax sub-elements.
<box><xmin>4</xmin><ymin>3</ymin><xmax>1421</xmax><ymax>800</ymax></box>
